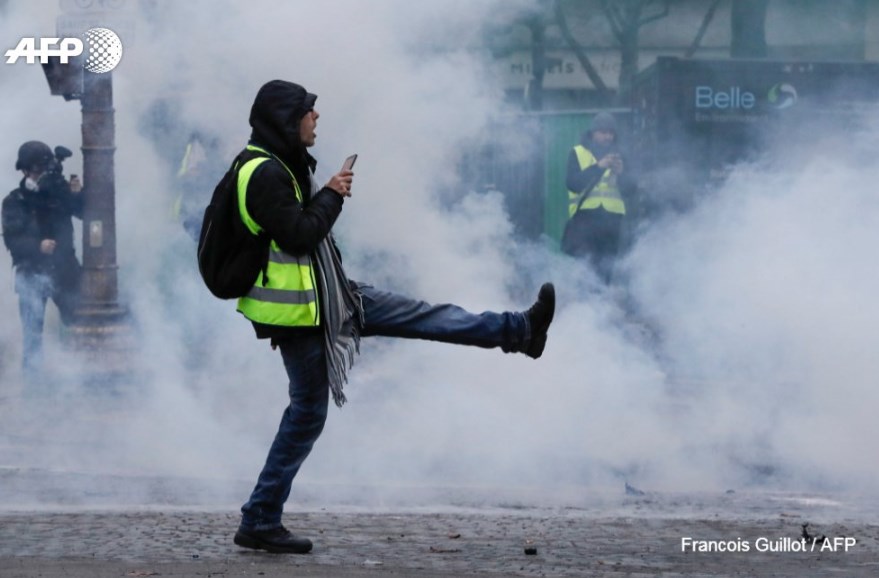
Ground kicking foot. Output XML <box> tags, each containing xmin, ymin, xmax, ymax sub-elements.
<box><xmin>524</xmin><ymin>283</ymin><xmax>555</xmax><ymax>359</ymax></box>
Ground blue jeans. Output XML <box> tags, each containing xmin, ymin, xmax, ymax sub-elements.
<box><xmin>14</xmin><ymin>269</ymin><xmax>79</xmax><ymax>381</ymax></box>
<box><xmin>240</xmin><ymin>283</ymin><xmax>529</xmax><ymax>530</ymax></box>
<box><xmin>15</xmin><ymin>270</ymin><xmax>52</xmax><ymax>378</ymax></box>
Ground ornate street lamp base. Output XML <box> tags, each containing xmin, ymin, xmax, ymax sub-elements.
<box><xmin>64</xmin><ymin>305</ymin><xmax>138</xmax><ymax>387</ymax></box>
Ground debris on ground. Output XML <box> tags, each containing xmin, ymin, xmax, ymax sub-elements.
<box><xmin>802</xmin><ymin>523</ymin><xmax>828</xmax><ymax>546</ymax></box>
<box><xmin>429</xmin><ymin>546</ymin><xmax>461</xmax><ymax>553</ymax></box>
<box><xmin>524</xmin><ymin>538</ymin><xmax>538</xmax><ymax>555</ymax></box>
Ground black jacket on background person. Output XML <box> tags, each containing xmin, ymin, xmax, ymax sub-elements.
<box><xmin>2</xmin><ymin>174</ymin><xmax>83</xmax><ymax>333</ymax></box>
<box><xmin>2</xmin><ymin>177</ymin><xmax>82</xmax><ymax>285</ymax></box>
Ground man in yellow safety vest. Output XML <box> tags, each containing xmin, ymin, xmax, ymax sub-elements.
<box><xmin>561</xmin><ymin>112</ymin><xmax>635</xmax><ymax>283</ymax></box>
<box><xmin>228</xmin><ymin>80</ymin><xmax>556</xmax><ymax>555</ymax></box>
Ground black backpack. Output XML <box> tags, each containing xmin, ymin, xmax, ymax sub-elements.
<box><xmin>197</xmin><ymin>150</ymin><xmax>270</xmax><ymax>299</ymax></box>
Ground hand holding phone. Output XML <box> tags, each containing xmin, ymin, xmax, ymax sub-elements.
<box><xmin>328</xmin><ymin>154</ymin><xmax>357</xmax><ymax>198</ymax></box>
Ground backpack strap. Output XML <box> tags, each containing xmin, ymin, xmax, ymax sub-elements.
<box><xmin>227</xmin><ymin>148</ymin><xmax>274</xmax><ymax>287</ymax></box>
<box><xmin>244</xmin><ymin>145</ymin><xmax>303</xmax><ymax>200</ymax></box>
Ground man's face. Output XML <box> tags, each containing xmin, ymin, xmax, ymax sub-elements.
<box><xmin>299</xmin><ymin>109</ymin><xmax>319</xmax><ymax>147</ymax></box>
<box><xmin>24</xmin><ymin>166</ymin><xmax>46</xmax><ymax>181</ymax></box>
<box><xmin>592</xmin><ymin>129</ymin><xmax>615</xmax><ymax>146</ymax></box>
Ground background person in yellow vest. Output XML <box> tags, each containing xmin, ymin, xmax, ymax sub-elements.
<box><xmin>229</xmin><ymin>80</ymin><xmax>556</xmax><ymax>555</ymax></box>
<box><xmin>561</xmin><ymin>112</ymin><xmax>636</xmax><ymax>283</ymax></box>
<box><xmin>171</xmin><ymin>131</ymin><xmax>226</xmax><ymax>241</ymax></box>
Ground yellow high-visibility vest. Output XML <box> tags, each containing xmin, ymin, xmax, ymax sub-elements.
<box><xmin>170</xmin><ymin>141</ymin><xmax>195</xmax><ymax>221</ymax></box>
<box><xmin>236</xmin><ymin>145</ymin><xmax>320</xmax><ymax>327</ymax></box>
<box><xmin>568</xmin><ymin>145</ymin><xmax>626</xmax><ymax>217</ymax></box>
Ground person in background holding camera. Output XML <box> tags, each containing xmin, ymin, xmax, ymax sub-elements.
<box><xmin>561</xmin><ymin>112</ymin><xmax>636</xmax><ymax>284</ymax></box>
<box><xmin>2</xmin><ymin>141</ymin><xmax>83</xmax><ymax>383</ymax></box>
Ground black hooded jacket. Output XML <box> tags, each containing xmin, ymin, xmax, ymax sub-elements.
<box><xmin>243</xmin><ymin>80</ymin><xmax>345</xmax><ymax>339</ymax></box>
<box><xmin>245</xmin><ymin>80</ymin><xmax>343</xmax><ymax>256</ymax></box>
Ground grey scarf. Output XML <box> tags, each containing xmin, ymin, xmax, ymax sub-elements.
<box><xmin>310</xmin><ymin>175</ymin><xmax>362</xmax><ymax>407</ymax></box>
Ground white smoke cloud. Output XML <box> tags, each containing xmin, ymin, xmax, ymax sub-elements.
<box><xmin>1</xmin><ymin>0</ymin><xmax>877</xmax><ymax>512</ymax></box>
<box><xmin>624</xmin><ymin>111</ymin><xmax>879</xmax><ymax>493</ymax></box>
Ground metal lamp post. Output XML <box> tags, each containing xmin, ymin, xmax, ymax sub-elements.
<box><xmin>42</xmin><ymin>58</ymin><xmax>131</xmax><ymax>380</ymax></box>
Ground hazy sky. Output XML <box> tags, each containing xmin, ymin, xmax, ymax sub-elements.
<box><xmin>1</xmin><ymin>0</ymin><xmax>877</xmax><ymax>509</ymax></box>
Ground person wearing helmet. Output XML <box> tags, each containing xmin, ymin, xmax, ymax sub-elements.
<box><xmin>561</xmin><ymin>112</ymin><xmax>636</xmax><ymax>283</ymax></box>
<box><xmin>2</xmin><ymin>141</ymin><xmax>83</xmax><ymax>383</ymax></box>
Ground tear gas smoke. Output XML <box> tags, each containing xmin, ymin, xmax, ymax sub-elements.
<box><xmin>0</xmin><ymin>0</ymin><xmax>876</xmax><ymax>510</ymax></box>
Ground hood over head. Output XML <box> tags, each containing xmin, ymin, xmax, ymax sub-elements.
<box><xmin>249</xmin><ymin>80</ymin><xmax>318</xmax><ymax>172</ymax></box>
<box><xmin>581</xmin><ymin>112</ymin><xmax>619</xmax><ymax>158</ymax></box>
<box><xmin>589</xmin><ymin>112</ymin><xmax>617</xmax><ymax>135</ymax></box>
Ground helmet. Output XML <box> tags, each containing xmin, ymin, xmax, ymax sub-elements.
<box><xmin>589</xmin><ymin>112</ymin><xmax>617</xmax><ymax>134</ymax></box>
<box><xmin>15</xmin><ymin>141</ymin><xmax>53</xmax><ymax>171</ymax></box>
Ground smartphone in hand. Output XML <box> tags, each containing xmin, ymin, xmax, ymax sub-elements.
<box><xmin>342</xmin><ymin>154</ymin><xmax>358</xmax><ymax>171</ymax></box>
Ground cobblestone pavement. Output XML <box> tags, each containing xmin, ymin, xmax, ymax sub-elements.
<box><xmin>1</xmin><ymin>387</ymin><xmax>877</xmax><ymax>576</ymax></box>
<box><xmin>1</xmin><ymin>497</ymin><xmax>878</xmax><ymax>577</ymax></box>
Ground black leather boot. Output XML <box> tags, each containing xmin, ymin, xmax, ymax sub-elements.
<box><xmin>524</xmin><ymin>283</ymin><xmax>555</xmax><ymax>359</ymax></box>
<box><xmin>234</xmin><ymin>525</ymin><xmax>313</xmax><ymax>554</ymax></box>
